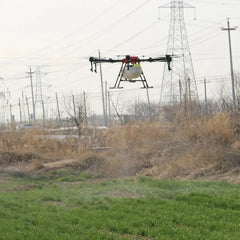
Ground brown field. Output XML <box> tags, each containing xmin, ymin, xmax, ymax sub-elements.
<box><xmin>0</xmin><ymin>111</ymin><xmax>240</xmax><ymax>183</ymax></box>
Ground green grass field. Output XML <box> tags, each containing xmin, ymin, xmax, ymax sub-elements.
<box><xmin>0</xmin><ymin>172</ymin><xmax>240</xmax><ymax>240</ymax></box>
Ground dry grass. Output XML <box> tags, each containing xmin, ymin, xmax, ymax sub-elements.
<box><xmin>100</xmin><ymin>112</ymin><xmax>239</xmax><ymax>180</ymax></box>
<box><xmin>0</xmin><ymin>130</ymin><xmax>87</xmax><ymax>159</ymax></box>
<box><xmin>176</xmin><ymin>112</ymin><xmax>234</xmax><ymax>144</ymax></box>
<box><xmin>0</xmin><ymin>111</ymin><xmax>240</xmax><ymax>182</ymax></box>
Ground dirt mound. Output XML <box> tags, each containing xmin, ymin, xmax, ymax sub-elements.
<box><xmin>138</xmin><ymin>147</ymin><xmax>240</xmax><ymax>184</ymax></box>
<box><xmin>0</xmin><ymin>152</ymin><xmax>36</xmax><ymax>166</ymax></box>
<box><xmin>76</xmin><ymin>156</ymin><xmax>105</xmax><ymax>171</ymax></box>
<box><xmin>0</xmin><ymin>151</ymin><xmax>45</xmax><ymax>177</ymax></box>
<box><xmin>43</xmin><ymin>159</ymin><xmax>80</xmax><ymax>169</ymax></box>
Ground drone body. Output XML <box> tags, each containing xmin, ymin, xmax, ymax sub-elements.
<box><xmin>122</xmin><ymin>63</ymin><xmax>142</xmax><ymax>80</ymax></box>
<box><xmin>89</xmin><ymin>54</ymin><xmax>172</xmax><ymax>89</ymax></box>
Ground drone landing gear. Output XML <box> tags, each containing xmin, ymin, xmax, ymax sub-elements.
<box><xmin>110</xmin><ymin>63</ymin><xmax>153</xmax><ymax>89</ymax></box>
<box><xmin>139</xmin><ymin>71</ymin><xmax>153</xmax><ymax>89</ymax></box>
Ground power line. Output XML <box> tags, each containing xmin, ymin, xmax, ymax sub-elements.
<box><xmin>107</xmin><ymin>20</ymin><xmax>159</xmax><ymax>52</ymax></box>
<box><xmin>16</xmin><ymin>0</ymin><xmax>121</xmax><ymax>59</ymax></box>
<box><xmin>33</xmin><ymin>0</ymin><xmax>154</xmax><ymax>59</ymax></box>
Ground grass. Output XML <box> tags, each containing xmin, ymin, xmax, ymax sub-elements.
<box><xmin>0</xmin><ymin>175</ymin><xmax>240</xmax><ymax>239</ymax></box>
<box><xmin>1</xmin><ymin>111</ymin><xmax>240</xmax><ymax>238</ymax></box>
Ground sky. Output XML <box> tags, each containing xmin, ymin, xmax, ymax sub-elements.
<box><xmin>0</xmin><ymin>0</ymin><xmax>240</xmax><ymax>119</ymax></box>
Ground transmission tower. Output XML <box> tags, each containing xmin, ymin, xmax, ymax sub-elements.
<box><xmin>34</xmin><ymin>67</ymin><xmax>51</xmax><ymax>125</ymax></box>
<box><xmin>35</xmin><ymin>67</ymin><xmax>44</xmax><ymax>106</ymax></box>
<box><xmin>159</xmin><ymin>0</ymin><xmax>198</xmax><ymax>104</ymax></box>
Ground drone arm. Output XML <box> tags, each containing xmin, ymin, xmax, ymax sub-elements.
<box><xmin>146</xmin><ymin>57</ymin><xmax>166</xmax><ymax>62</ymax></box>
<box><xmin>89</xmin><ymin>57</ymin><xmax>123</xmax><ymax>73</ymax></box>
<box><xmin>89</xmin><ymin>57</ymin><xmax>121</xmax><ymax>63</ymax></box>
<box><xmin>139</xmin><ymin>55</ymin><xmax>172</xmax><ymax>70</ymax></box>
<box><xmin>99</xmin><ymin>58</ymin><xmax>122</xmax><ymax>63</ymax></box>
<box><xmin>140</xmin><ymin>55</ymin><xmax>172</xmax><ymax>62</ymax></box>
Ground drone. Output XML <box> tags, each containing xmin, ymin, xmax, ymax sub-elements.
<box><xmin>89</xmin><ymin>54</ymin><xmax>172</xmax><ymax>89</ymax></box>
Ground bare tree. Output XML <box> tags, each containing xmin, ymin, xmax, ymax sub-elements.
<box><xmin>64</xmin><ymin>95</ymin><xmax>84</xmax><ymax>138</ymax></box>
<box><xmin>127</xmin><ymin>100</ymin><xmax>158</xmax><ymax>121</ymax></box>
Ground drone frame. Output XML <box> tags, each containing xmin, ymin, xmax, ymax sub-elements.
<box><xmin>109</xmin><ymin>61</ymin><xmax>152</xmax><ymax>89</ymax></box>
<box><xmin>89</xmin><ymin>55</ymin><xmax>172</xmax><ymax>89</ymax></box>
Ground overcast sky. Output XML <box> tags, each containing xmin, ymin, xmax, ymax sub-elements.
<box><xmin>0</xmin><ymin>0</ymin><xmax>240</xmax><ymax>116</ymax></box>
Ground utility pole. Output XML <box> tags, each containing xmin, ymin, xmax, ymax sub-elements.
<box><xmin>18</xmin><ymin>97</ymin><xmax>22</xmax><ymax>123</ymax></box>
<box><xmin>26</xmin><ymin>67</ymin><xmax>35</xmax><ymax>123</ymax></box>
<box><xmin>204</xmin><ymin>77</ymin><xmax>208</xmax><ymax>115</ymax></box>
<box><xmin>221</xmin><ymin>18</ymin><xmax>237</xmax><ymax>108</ymax></box>
<box><xmin>9</xmin><ymin>104</ymin><xmax>12</xmax><ymax>127</ymax></box>
<box><xmin>98</xmin><ymin>50</ymin><xmax>107</xmax><ymax>126</ymax></box>
<box><xmin>72</xmin><ymin>94</ymin><xmax>76</xmax><ymax>119</ymax></box>
<box><xmin>105</xmin><ymin>81</ymin><xmax>108</xmax><ymax>126</ymax></box>
<box><xmin>37</xmin><ymin>67</ymin><xmax>46</xmax><ymax>128</ymax></box>
<box><xmin>146</xmin><ymin>87</ymin><xmax>151</xmax><ymax>119</ymax></box>
<box><xmin>42</xmin><ymin>99</ymin><xmax>46</xmax><ymax>128</ymax></box>
<box><xmin>21</xmin><ymin>91</ymin><xmax>26</xmax><ymax>122</ymax></box>
<box><xmin>55</xmin><ymin>92</ymin><xmax>61</xmax><ymax>127</ymax></box>
<box><xmin>83</xmin><ymin>91</ymin><xmax>88</xmax><ymax>128</ymax></box>
<box><xmin>26</xmin><ymin>96</ymin><xmax>30</xmax><ymax>123</ymax></box>
<box><xmin>108</xmin><ymin>92</ymin><xmax>111</xmax><ymax>125</ymax></box>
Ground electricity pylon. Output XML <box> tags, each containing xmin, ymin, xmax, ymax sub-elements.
<box><xmin>159</xmin><ymin>0</ymin><xmax>198</xmax><ymax>104</ymax></box>
<box><xmin>34</xmin><ymin>67</ymin><xmax>51</xmax><ymax>126</ymax></box>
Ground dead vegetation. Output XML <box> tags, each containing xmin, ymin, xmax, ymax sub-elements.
<box><xmin>0</xmin><ymin>110</ymin><xmax>240</xmax><ymax>183</ymax></box>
